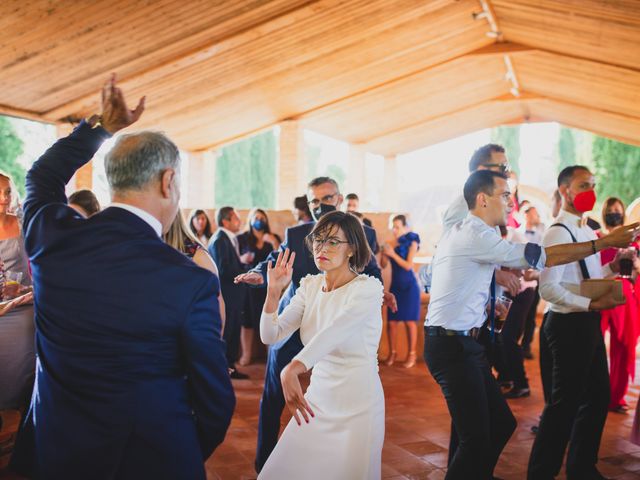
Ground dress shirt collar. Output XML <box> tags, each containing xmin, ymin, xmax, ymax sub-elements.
<box><xmin>109</xmin><ymin>202</ymin><xmax>162</xmax><ymax>237</ymax></box>
<box><xmin>219</xmin><ymin>226</ymin><xmax>238</xmax><ymax>243</ymax></box>
<box><xmin>556</xmin><ymin>209</ymin><xmax>583</xmax><ymax>228</ymax></box>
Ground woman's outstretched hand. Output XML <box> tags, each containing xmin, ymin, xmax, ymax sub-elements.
<box><xmin>280</xmin><ymin>360</ymin><xmax>314</xmax><ymax>426</ymax></box>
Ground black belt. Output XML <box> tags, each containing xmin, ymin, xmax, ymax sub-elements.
<box><xmin>425</xmin><ymin>326</ymin><xmax>480</xmax><ymax>339</ymax></box>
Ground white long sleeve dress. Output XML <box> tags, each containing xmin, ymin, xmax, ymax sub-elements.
<box><xmin>257</xmin><ymin>273</ymin><xmax>385</xmax><ymax>480</ymax></box>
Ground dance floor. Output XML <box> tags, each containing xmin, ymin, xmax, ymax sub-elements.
<box><xmin>209</xmin><ymin>344</ymin><xmax>640</xmax><ymax>480</ymax></box>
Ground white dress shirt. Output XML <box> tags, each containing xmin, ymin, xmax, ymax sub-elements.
<box><xmin>426</xmin><ymin>214</ymin><xmax>546</xmax><ymax>330</ymax></box>
<box><xmin>109</xmin><ymin>202</ymin><xmax>162</xmax><ymax>237</ymax></box>
<box><xmin>539</xmin><ymin>210</ymin><xmax>613</xmax><ymax>314</ymax></box>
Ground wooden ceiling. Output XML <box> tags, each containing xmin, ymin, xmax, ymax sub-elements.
<box><xmin>2</xmin><ymin>0</ymin><xmax>639</xmax><ymax>156</ymax></box>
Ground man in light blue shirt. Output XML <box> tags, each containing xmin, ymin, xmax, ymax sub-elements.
<box><xmin>424</xmin><ymin>170</ymin><xmax>638</xmax><ymax>480</ymax></box>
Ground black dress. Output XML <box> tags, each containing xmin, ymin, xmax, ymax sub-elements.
<box><xmin>237</xmin><ymin>231</ymin><xmax>274</xmax><ymax>329</ymax></box>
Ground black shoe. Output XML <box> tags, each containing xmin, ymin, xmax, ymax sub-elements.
<box><xmin>498</xmin><ymin>380</ymin><xmax>514</xmax><ymax>391</ymax></box>
<box><xmin>230</xmin><ymin>370</ymin><xmax>249</xmax><ymax>380</ymax></box>
<box><xmin>503</xmin><ymin>387</ymin><xmax>530</xmax><ymax>399</ymax></box>
<box><xmin>530</xmin><ymin>424</ymin><xmax>539</xmax><ymax>434</ymax></box>
<box><xmin>567</xmin><ymin>468</ymin><xmax>610</xmax><ymax>480</ymax></box>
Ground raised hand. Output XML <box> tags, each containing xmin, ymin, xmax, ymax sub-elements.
<box><xmin>100</xmin><ymin>73</ymin><xmax>146</xmax><ymax>134</ymax></box>
<box><xmin>267</xmin><ymin>248</ymin><xmax>296</xmax><ymax>293</ymax></box>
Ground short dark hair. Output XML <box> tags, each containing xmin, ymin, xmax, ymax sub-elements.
<box><xmin>345</xmin><ymin>193</ymin><xmax>359</xmax><ymax>201</ymax></box>
<box><xmin>557</xmin><ymin>165</ymin><xmax>591</xmax><ymax>188</ymax></box>
<box><xmin>294</xmin><ymin>195</ymin><xmax>312</xmax><ymax>217</ymax></box>
<box><xmin>188</xmin><ymin>209</ymin><xmax>212</xmax><ymax>239</ymax></box>
<box><xmin>68</xmin><ymin>189</ymin><xmax>100</xmax><ymax>216</ymax></box>
<box><xmin>308</xmin><ymin>176</ymin><xmax>339</xmax><ymax>192</ymax></box>
<box><xmin>468</xmin><ymin>144</ymin><xmax>505</xmax><ymax>172</ymax></box>
<box><xmin>463</xmin><ymin>170</ymin><xmax>508</xmax><ymax>209</ymax></box>
<box><xmin>216</xmin><ymin>206</ymin><xmax>235</xmax><ymax>227</ymax></box>
<box><xmin>392</xmin><ymin>214</ymin><xmax>407</xmax><ymax>226</ymax></box>
<box><xmin>305</xmin><ymin>211</ymin><xmax>371</xmax><ymax>273</ymax></box>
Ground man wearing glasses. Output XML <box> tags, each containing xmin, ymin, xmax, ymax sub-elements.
<box><xmin>235</xmin><ymin>176</ymin><xmax>397</xmax><ymax>473</ymax></box>
<box><xmin>441</xmin><ymin>144</ymin><xmax>521</xmax><ymax>299</ymax></box>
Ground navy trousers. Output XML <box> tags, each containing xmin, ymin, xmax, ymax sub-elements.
<box><xmin>255</xmin><ymin>330</ymin><xmax>304</xmax><ymax>472</ymax></box>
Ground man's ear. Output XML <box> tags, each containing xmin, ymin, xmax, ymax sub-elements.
<box><xmin>160</xmin><ymin>169</ymin><xmax>175</xmax><ymax>199</ymax></box>
<box><xmin>477</xmin><ymin>192</ymin><xmax>487</xmax><ymax>208</ymax></box>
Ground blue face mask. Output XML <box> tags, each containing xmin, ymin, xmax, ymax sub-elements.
<box><xmin>251</xmin><ymin>220</ymin><xmax>266</xmax><ymax>231</ymax></box>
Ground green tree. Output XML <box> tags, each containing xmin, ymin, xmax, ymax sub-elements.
<box><xmin>215</xmin><ymin>129</ymin><xmax>276</xmax><ymax>209</ymax></box>
<box><xmin>0</xmin><ymin>116</ymin><xmax>26</xmax><ymax>197</ymax></box>
<box><xmin>491</xmin><ymin>125</ymin><xmax>521</xmax><ymax>175</ymax></box>
<box><xmin>556</xmin><ymin>126</ymin><xmax>576</xmax><ymax>173</ymax></box>
<box><xmin>592</xmin><ymin>136</ymin><xmax>640</xmax><ymax>208</ymax></box>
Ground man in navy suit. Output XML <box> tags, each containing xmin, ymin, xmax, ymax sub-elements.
<box><xmin>20</xmin><ymin>75</ymin><xmax>235</xmax><ymax>480</ymax></box>
<box><xmin>208</xmin><ymin>206</ymin><xmax>249</xmax><ymax>379</ymax></box>
<box><xmin>235</xmin><ymin>176</ymin><xmax>397</xmax><ymax>471</ymax></box>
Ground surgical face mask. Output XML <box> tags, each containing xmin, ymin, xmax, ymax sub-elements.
<box><xmin>572</xmin><ymin>189</ymin><xmax>596</xmax><ymax>213</ymax></box>
<box><xmin>251</xmin><ymin>219</ymin><xmax>266</xmax><ymax>231</ymax></box>
<box><xmin>311</xmin><ymin>203</ymin><xmax>337</xmax><ymax>222</ymax></box>
<box><xmin>604</xmin><ymin>212</ymin><xmax>623</xmax><ymax>227</ymax></box>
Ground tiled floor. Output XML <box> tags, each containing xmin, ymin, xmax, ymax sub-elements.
<box><xmin>2</xmin><ymin>339</ymin><xmax>639</xmax><ymax>479</ymax></box>
<box><xmin>208</xmin><ymin>344</ymin><xmax>640</xmax><ymax>480</ymax></box>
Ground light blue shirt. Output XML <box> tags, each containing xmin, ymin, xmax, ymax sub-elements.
<box><xmin>426</xmin><ymin>214</ymin><xmax>546</xmax><ymax>330</ymax></box>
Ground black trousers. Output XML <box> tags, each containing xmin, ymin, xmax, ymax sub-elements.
<box><xmin>223</xmin><ymin>309</ymin><xmax>243</xmax><ymax>368</ymax></box>
<box><xmin>494</xmin><ymin>288</ymin><xmax>535</xmax><ymax>389</ymax></box>
<box><xmin>521</xmin><ymin>286</ymin><xmax>540</xmax><ymax>352</ymax></box>
<box><xmin>528</xmin><ymin>311</ymin><xmax>609</xmax><ymax>480</ymax></box>
<box><xmin>424</xmin><ymin>333</ymin><xmax>516</xmax><ymax>480</ymax></box>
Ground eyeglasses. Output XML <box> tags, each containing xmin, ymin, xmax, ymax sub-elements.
<box><xmin>307</xmin><ymin>194</ymin><xmax>337</xmax><ymax>208</ymax></box>
<box><xmin>309</xmin><ymin>235</ymin><xmax>350</xmax><ymax>252</ymax></box>
<box><xmin>483</xmin><ymin>163</ymin><xmax>511</xmax><ymax>174</ymax></box>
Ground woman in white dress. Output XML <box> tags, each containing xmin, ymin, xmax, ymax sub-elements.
<box><xmin>258</xmin><ymin>211</ymin><xmax>385</xmax><ymax>480</ymax></box>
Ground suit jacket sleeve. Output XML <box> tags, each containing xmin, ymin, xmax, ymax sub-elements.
<box><xmin>181</xmin><ymin>274</ymin><xmax>236</xmax><ymax>458</ymax></box>
<box><xmin>362</xmin><ymin>227</ymin><xmax>382</xmax><ymax>282</ymax></box>
<box><xmin>23</xmin><ymin>121</ymin><xmax>111</xmax><ymax>255</ymax></box>
<box><xmin>208</xmin><ymin>235</ymin><xmax>245</xmax><ymax>282</ymax></box>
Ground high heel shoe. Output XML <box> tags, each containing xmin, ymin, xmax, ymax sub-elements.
<box><xmin>384</xmin><ymin>351</ymin><xmax>397</xmax><ymax>366</ymax></box>
<box><xmin>403</xmin><ymin>351</ymin><xmax>416</xmax><ymax>368</ymax></box>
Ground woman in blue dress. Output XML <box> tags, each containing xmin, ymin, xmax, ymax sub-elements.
<box><xmin>380</xmin><ymin>214</ymin><xmax>421</xmax><ymax>368</ymax></box>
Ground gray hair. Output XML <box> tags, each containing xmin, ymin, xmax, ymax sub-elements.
<box><xmin>105</xmin><ymin>131</ymin><xmax>180</xmax><ymax>192</ymax></box>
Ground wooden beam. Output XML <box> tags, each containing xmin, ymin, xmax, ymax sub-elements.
<box><xmin>41</xmin><ymin>0</ymin><xmax>322</xmax><ymax>121</ymax></box>
<box><xmin>466</xmin><ymin>41</ymin><xmax>534</xmax><ymax>56</ymax></box>
<box><xmin>0</xmin><ymin>104</ymin><xmax>54</xmax><ymax>124</ymax></box>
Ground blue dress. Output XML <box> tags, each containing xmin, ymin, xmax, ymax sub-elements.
<box><xmin>388</xmin><ymin>232</ymin><xmax>421</xmax><ymax>321</ymax></box>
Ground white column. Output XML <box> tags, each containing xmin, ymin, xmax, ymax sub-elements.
<box><xmin>184</xmin><ymin>150</ymin><xmax>217</xmax><ymax>209</ymax></box>
<box><xmin>346</xmin><ymin>144</ymin><xmax>366</xmax><ymax>198</ymax></box>
<box><xmin>277</xmin><ymin>120</ymin><xmax>305</xmax><ymax>209</ymax></box>
<box><xmin>382</xmin><ymin>155</ymin><xmax>399</xmax><ymax>212</ymax></box>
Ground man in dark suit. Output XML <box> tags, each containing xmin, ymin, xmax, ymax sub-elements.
<box><xmin>235</xmin><ymin>176</ymin><xmax>397</xmax><ymax>472</ymax></box>
<box><xmin>20</xmin><ymin>75</ymin><xmax>235</xmax><ymax>480</ymax></box>
<box><xmin>208</xmin><ymin>206</ymin><xmax>249</xmax><ymax>379</ymax></box>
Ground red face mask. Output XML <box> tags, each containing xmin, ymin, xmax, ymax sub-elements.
<box><xmin>573</xmin><ymin>189</ymin><xmax>596</xmax><ymax>213</ymax></box>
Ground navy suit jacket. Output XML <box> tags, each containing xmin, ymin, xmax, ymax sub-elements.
<box><xmin>208</xmin><ymin>230</ymin><xmax>247</xmax><ymax>309</ymax></box>
<box><xmin>251</xmin><ymin>221</ymin><xmax>382</xmax><ymax>313</ymax></box>
<box><xmin>22</xmin><ymin>122</ymin><xmax>235</xmax><ymax>480</ymax></box>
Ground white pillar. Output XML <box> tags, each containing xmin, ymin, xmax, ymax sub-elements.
<box><xmin>346</xmin><ymin>144</ymin><xmax>366</xmax><ymax>198</ymax></box>
<box><xmin>184</xmin><ymin>150</ymin><xmax>217</xmax><ymax>209</ymax></box>
<box><xmin>277</xmin><ymin>120</ymin><xmax>305</xmax><ymax>209</ymax></box>
<box><xmin>383</xmin><ymin>155</ymin><xmax>399</xmax><ymax>212</ymax></box>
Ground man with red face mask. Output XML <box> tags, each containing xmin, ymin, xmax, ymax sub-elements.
<box><xmin>528</xmin><ymin>166</ymin><xmax>628</xmax><ymax>480</ymax></box>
